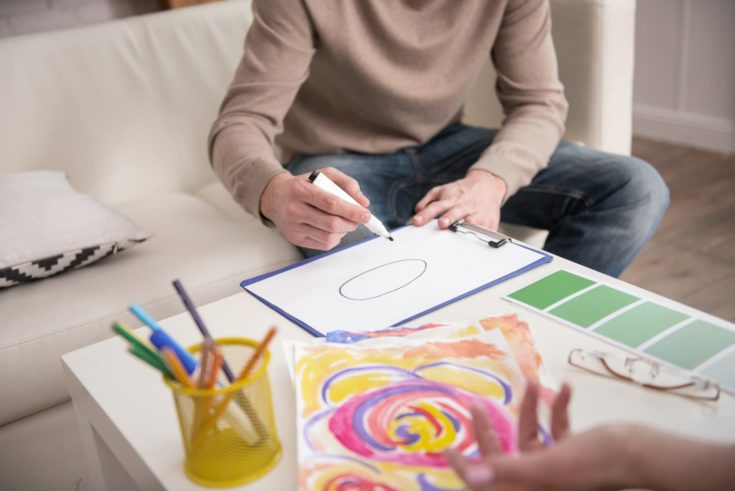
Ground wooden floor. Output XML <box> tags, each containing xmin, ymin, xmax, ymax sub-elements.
<box><xmin>620</xmin><ymin>137</ymin><xmax>735</xmax><ymax>321</ymax></box>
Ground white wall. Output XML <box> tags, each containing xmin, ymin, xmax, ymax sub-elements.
<box><xmin>634</xmin><ymin>0</ymin><xmax>735</xmax><ymax>154</ymax></box>
<box><xmin>0</xmin><ymin>0</ymin><xmax>159</xmax><ymax>38</ymax></box>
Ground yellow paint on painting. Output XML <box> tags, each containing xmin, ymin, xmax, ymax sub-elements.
<box><xmin>452</xmin><ymin>324</ymin><xmax>481</xmax><ymax>337</ymax></box>
<box><xmin>418</xmin><ymin>365</ymin><xmax>507</xmax><ymax>399</ymax></box>
<box><xmin>327</xmin><ymin>372</ymin><xmax>395</xmax><ymax>404</ymax></box>
<box><xmin>387</xmin><ymin>402</ymin><xmax>457</xmax><ymax>452</ymax></box>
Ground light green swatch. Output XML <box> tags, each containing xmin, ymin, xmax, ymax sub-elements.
<box><xmin>645</xmin><ymin>320</ymin><xmax>735</xmax><ymax>370</ymax></box>
<box><xmin>549</xmin><ymin>285</ymin><xmax>639</xmax><ymax>328</ymax></box>
<box><xmin>593</xmin><ymin>302</ymin><xmax>689</xmax><ymax>348</ymax></box>
<box><xmin>508</xmin><ymin>270</ymin><xmax>595</xmax><ymax>310</ymax></box>
<box><xmin>700</xmin><ymin>348</ymin><xmax>735</xmax><ymax>389</ymax></box>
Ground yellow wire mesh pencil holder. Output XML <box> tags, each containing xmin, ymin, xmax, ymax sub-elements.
<box><xmin>164</xmin><ymin>337</ymin><xmax>281</xmax><ymax>488</ymax></box>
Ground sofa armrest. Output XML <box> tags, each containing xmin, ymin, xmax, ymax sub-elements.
<box><xmin>464</xmin><ymin>0</ymin><xmax>637</xmax><ymax>156</ymax></box>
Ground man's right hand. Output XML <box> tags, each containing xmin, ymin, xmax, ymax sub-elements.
<box><xmin>260</xmin><ymin>167</ymin><xmax>371</xmax><ymax>251</ymax></box>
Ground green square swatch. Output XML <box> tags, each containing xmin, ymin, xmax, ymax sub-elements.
<box><xmin>645</xmin><ymin>320</ymin><xmax>735</xmax><ymax>370</ymax></box>
<box><xmin>700</xmin><ymin>348</ymin><xmax>735</xmax><ymax>390</ymax></box>
<box><xmin>549</xmin><ymin>285</ymin><xmax>639</xmax><ymax>328</ymax></box>
<box><xmin>508</xmin><ymin>270</ymin><xmax>595</xmax><ymax>310</ymax></box>
<box><xmin>593</xmin><ymin>302</ymin><xmax>689</xmax><ymax>348</ymax></box>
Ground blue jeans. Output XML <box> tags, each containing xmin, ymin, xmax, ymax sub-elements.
<box><xmin>285</xmin><ymin>123</ymin><xmax>669</xmax><ymax>277</ymax></box>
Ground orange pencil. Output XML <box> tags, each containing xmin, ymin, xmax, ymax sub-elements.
<box><xmin>161</xmin><ymin>347</ymin><xmax>194</xmax><ymax>388</ymax></box>
<box><xmin>235</xmin><ymin>326</ymin><xmax>277</xmax><ymax>383</ymax></box>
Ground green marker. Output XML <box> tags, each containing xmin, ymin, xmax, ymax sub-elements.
<box><xmin>112</xmin><ymin>322</ymin><xmax>172</xmax><ymax>377</ymax></box>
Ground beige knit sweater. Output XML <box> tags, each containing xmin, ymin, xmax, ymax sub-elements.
<box><xmin>209</xmin><ymin>0</ymin><xmax>568</xmax><ymax>218</ymax></box>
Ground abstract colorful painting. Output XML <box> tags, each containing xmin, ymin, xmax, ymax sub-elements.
<box><xmin>326</xmin><ymin>314</ymin><xmax>555</xmax><ymax>401</ymax></box>
<box><xmin>294</xmin><ymin>327</ymin><xmax>535</xmax><ymax>490</ymax></box>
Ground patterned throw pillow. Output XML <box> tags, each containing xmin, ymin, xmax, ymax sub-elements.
<box><xmin>0</xmin><ymin>171</ymin><xmax>151</xmax><ymax>288</ymax></box>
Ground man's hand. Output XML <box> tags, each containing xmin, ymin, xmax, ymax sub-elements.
<box><xmin>413</xmin><ymin>169</ymin><xmax>507</xmax><ymax>230</ymax></box>
<box><xmin>260</xmin><ymin>167</ymin><xmax>371</xmax><ymax>250</ymax></box>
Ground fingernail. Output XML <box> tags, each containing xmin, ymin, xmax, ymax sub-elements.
<box><xmin>465</xmin><ymin>465</ymin><xmax>494</xmax><ymax>486</ymax></box>
<box><xmin>361</xmin><ymin>213</ymin><xmax>371</xmax><ymax>223</ymax></box>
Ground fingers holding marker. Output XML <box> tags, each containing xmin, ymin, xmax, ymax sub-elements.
<box><xmin>309</xmin><ymin>170</ymin><xmax>394</xmax><ymax>241</ymax></box>
<box><xmin>297</xmin><ymin>179</ymin><xmax>370</xmax><ymax>225</ymax></box>
<box><xmin>295</xmin><ymin>224</ymin><xmax>346</xmax><ymax>251</ymax></box>
<box><xmin>309</xmin><ymin>207</ymin><xmax>361</xmax><ymax>234</ymax></box>
<box><xmin>320</xmin><ymin>167</ymin><xmax>370</xmax><ymax>207</ymax></box>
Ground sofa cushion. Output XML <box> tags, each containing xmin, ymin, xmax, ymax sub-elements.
<box><xmin>0</xmin><ymin>171</ymin><xmax>151</xmax><ymax>288</ymax></box>
<box><xmin>0</xmin><ymin>1</ymin><xmax>251</xmax><ymax>205</ymax></box>
<box><xmin>0</xmin><ymin>190</ymin><xmax>300</xmax><ymax>425</ymax></box>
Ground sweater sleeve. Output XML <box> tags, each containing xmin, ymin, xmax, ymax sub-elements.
<box><xmin>471</xmin><ymin>0</ymin><xmax>568</xmax><ymax>199</ymax></box>
<box><xmin>208</xmin><ymin>0</ymin><xmax>316</xmax><ymax>220</ymax></box>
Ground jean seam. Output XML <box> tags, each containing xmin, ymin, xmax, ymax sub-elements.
<box><xmin>387</xmin><ymin>181</ymin><xmax>416</xmax><ymax>223</ymax></box>
<box><xmin>518</xmin><ymin>186</ymin><xmax>594</xmax><ymax>209</ymax></box>
<box><xmin>399</xmin><ymin>149</ymin><xmax>423</xmax><ymax>217</ymax></box>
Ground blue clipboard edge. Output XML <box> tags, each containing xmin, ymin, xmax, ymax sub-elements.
<box><xmin>240</xmin><ymin>228</ymin><xmax>553</xmax><ymax>337</ymax></box>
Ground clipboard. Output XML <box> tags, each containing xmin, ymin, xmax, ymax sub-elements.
<box><xmin>241</xmin><ymin>221</ymin><xmax>552</xmax><ymax>337</ymax></box>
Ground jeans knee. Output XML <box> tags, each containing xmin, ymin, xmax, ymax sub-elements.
<box><xmin>615</xmin><ymin>156</ymin><xmax>670</xmax><ymax>230</ymax></box>
<box><xmin>632</xmin><ymin>158</ymin><xmax>668</xmax><ymax>211</ymax></box>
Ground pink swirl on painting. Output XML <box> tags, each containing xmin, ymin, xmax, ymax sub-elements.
<box><xmin>327</xmin><ymin>380</ymin><xmax>516</xmax><ymax>467</ymax></box>
<box><xmin>322</xmin><ymin>473</ymin><xmax>401</xmax><ymax>491</ymax></box>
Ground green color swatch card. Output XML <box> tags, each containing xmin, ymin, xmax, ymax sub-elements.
<box><xmin>644</xmin><ymin>320</ymin><xmax>735</xmax><ymax>370</ymax></box>
<box><xmin>548</xmin><ymin>285</ymin><xmax>639</xmax><ymax>328</ymax></box>
<box><xmin>507</xmin><ymin>270</ymin><xmax>594</xmax><ymax>310</ymax></box>
<box><xmin>701</xmin><ymin>349</ymin><xmax>735</xmax><ymax>390</ymax></box>
<box><xmin>593</xmin><ymin>302</ymin><xmax>689</xmax><ymax>348</ymax></box>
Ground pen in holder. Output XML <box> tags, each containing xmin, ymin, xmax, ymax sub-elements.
<box><xmin>165</xmin><ymin>337</ymin><xmax>281</xmax><ymax>488</ymax></box>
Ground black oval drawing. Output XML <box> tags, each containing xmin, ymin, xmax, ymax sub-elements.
<box><xmin>339</xmin><ymin>259</ymin><xmax>428</xmax><ymax>301</ymax></box>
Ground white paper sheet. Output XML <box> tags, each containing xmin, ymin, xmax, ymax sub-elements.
<box><xmin>244</xmin><ymin>222</ymin><xmax>549</xmax><ymax>334</ymax></box>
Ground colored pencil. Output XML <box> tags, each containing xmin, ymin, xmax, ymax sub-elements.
<box><xmin>235</xmin><ymin>326</ymin><xmax>277</xmax><ymax>384</ymax></box>
<box><xmin>128</xmin><ymin>345</ymin><xmax>173</xmax><ymax>378</ymax></box>
<box><xmin>172</xmin><ymin>279</ymin><xmax>236</xmax><ymax>382</ymax></box>
<box><xmin>161</xmin><ymin>347</ymin><xmax>194</xmax><ymax>388</ymax></box>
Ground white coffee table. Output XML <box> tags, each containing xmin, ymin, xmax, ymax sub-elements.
<box><xmin>62</xmin><ymin>256</ymin><xmax>735</xmax><ymax>490</ymax></box>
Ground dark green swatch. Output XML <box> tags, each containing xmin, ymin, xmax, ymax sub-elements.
<box><xmin>645</xmin><ymin>320</ymin><xmax>735</xmax><ymax>370</ymax></box>
<box><xmin>593</xmin><ymin>302</ymin><xmax>689</xmax><ymax>348</ymax></box>
<box><xmin>549</xmin><ymin>285</ymin><xmax>639</xmax><ymax>328</ymax></box>
<box><xmin>508</xmin><ymin>270</ymin><xmax>595</xmax><ymax>310</ymax></box>
<box><xmin>700</xmin><ymin>348</ymin><xmax>735</xmax><ymax>389</ymax></box>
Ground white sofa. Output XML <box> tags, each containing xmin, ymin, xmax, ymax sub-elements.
<box><xmin>0</xmin><ymin>0</ymin><xmax>636</xmax><ymax>489</ymax></box>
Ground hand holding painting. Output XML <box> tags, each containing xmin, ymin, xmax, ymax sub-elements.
<box><xmin>309</xmin><ymin>169</ymin><xmax>394</xmax><ymax>241</ymax></box>
<box><xmin>447</xmin><ymin>382</ymin><xmax>735</xmax><ymax>491</ymax></box>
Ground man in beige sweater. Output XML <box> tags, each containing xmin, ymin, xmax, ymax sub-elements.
<box><xmin>209</xmin><ymin>0</ymin><xmax>668</xmax><ymax>277</ymax></box>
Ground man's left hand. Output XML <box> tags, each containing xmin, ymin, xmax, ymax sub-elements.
<box><xmin>413</xmin><ymin>170</ymin><xmax>507</xmax><ymax>230</ymax></box>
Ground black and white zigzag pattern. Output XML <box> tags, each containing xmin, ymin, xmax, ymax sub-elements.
<box><xmin>0</xmin><ymin>243</ymin><xmax>120</xmax><ymax>288</ymax></box>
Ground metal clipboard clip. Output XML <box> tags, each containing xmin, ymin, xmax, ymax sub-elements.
<box><xmin>449</xmin><ymin>220</ymin><xmax>511</xmax><ymax>248</ymax></box>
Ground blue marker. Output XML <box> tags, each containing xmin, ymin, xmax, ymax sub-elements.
<box><xmin>129</xmin><ymin>303</ymin><xmax>197</xmax><ymax>375</ymax></box>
